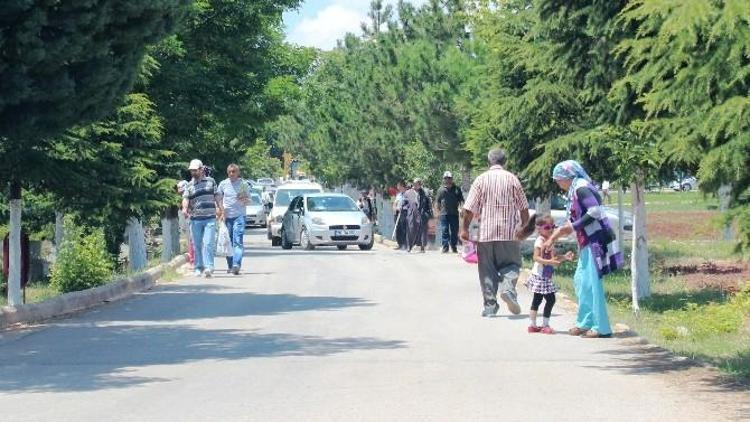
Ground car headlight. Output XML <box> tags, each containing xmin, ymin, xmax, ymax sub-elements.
<box><xmin>312</xmin><ymin>217</ymin><xmax>326</xmax><ymax>225</ymax></box>
<box><xmin>361</xmin><ymin>216</ymin><xmax>370</xmax><ymax>225</ymax></box>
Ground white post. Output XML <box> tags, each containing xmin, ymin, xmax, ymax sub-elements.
<box><xmin>536</xmin><ymin>196</ymin><xmax>551</xmax><ymax>215</ymax></box>
<box><xmin>630</xmin><ymin>172</ymin><xmax>651</xmax><ymax>315</ymax></box>
<box><xmin>8</xmin><ymin>198</ymin><xmax>23</xmax><ymax>306</ymax></box>
<box><xmin>617</xmin><ymin>185</ymin><xmax>624</xmax><ymax>255</ymax></box>
<box><xmin>460</xmin><ymin>164</ymin><xmax>471</xmax><ymax>194</ymax></box>
<box><xmin>54</xmin><ymin>211</ymin><xmax>65</xmax><ymax>250</ymax></box>
<box><xmin>161</xmin><ymin>216</ymin><xmax>173</xmax><ymax>263</ymax></box>
<box><xmin>126</xmin><ymin>217</ymin><xmax>148</xmax><ymax>272</ymax></box>
<box><xmin>718</xmin><ymin>184</ymin><xmax>733</xmax><ymax>241</ymax></box>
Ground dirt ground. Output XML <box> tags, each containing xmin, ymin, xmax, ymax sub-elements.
<box><xmin>648</xmin><ymin>211</ymin><xmax>722</xmax><ymax>240</ymax></box>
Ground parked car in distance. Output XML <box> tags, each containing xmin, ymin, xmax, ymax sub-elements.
<box><xmin>245</xmin><ymin>190</ymin><xmax>267</xmax><ymax>228</ymax></box>
<box><xmin>256</xmin><ymin>177</ymin><xmax>276</xmax><ymax>188</ymax></box>
<box><xmin>267</xmin><ymin>180</ymin><xmax>324</xmax><ymax>246</ymax></box>
<box><xmin>670</xmin><ymin>176</ymin><xmax>698</xmax><ymax>191</ymax></box>
<box><xmin>527</xmin><ymin>207</ymin><xmax>633</xmax><ymax>244</ymax></box>
<box><xmin>279</xmin><ymin>193</ymin><xmax>374</xmax><ymax>250</ymax></box>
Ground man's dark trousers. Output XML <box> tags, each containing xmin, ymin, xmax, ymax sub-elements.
<box><xmin>440</xmin><ymin>214</ymin><xmax>459</xmax><ymax>249</ymax></box>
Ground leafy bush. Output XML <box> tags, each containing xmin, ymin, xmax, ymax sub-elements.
<box><xmin>658</xmin><ymin>288</ymin><xmax>750</xmax><ymax>341</ymax></box>
<box><xmin>50</xmin><ymin>221</ymin><xmax>114</xmax><ymax>293</ymax></box>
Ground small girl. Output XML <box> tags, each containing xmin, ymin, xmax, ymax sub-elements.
<box><xmin>522</xmin><ymin>215</ymin><xmax>574</xmax><ymax>334</ymax></box>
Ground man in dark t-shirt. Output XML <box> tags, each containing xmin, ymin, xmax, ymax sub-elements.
<box><xmin>435</xmin><ymin>171</ymin><xmax>464</xmax><ymax>253</ymax></box>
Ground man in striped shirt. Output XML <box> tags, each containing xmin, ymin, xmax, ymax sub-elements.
<box><xmin>182</xmin><ymin>159</ymin><xmax>224</xmax><ymax>278</ymax></box>
<box><xmin>460</xmin><ymin>148</ymin><xmax>530</xmax><ymax>317</ymax></box>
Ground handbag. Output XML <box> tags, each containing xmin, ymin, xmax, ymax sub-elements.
<box><xmin>216</xmin><ymin>221</ymin><xmax>232</xmax><ymax>257</ymax></box>
<box><xmin>462</xmin><ymin>241</ymin><xmax>478</xmax><ymax>264</ymax></box>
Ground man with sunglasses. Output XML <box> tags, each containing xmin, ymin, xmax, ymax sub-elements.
<box><xmin>217</xmin><ymin>163</ymin><xmax>251</xmax><ymax>275</ymax></box>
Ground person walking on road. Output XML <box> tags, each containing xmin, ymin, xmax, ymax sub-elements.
<box><xmin>392</xmin><ymin>180</ymin><xmax>409</xmax><ymax>250</ymax></box>
<box><xmin>182</xmin><ymin>159</ymin><xmax>224</xmax><ymax>278</ymax></box>
<box><xmin>460</xmin><ymin>148</ymin><xmax>530</xmax><ymax>317</ymax></box>
<box><xmin>218</xmin><ymin>163</ymin><xmax>250</xmax><ymax>275</ymax></box>
<box><xmin>435</xmin><ymin>171</ymin><xmax>464</xmax><ymax>253</ymax></box>
<box><xmin>543</xmin><ymin>160</ymin><xmax>623</xmax><ymax>338</ymax></box>
<box><xmin>408</xmin><ymin>179</ymin><xmax>431</xmax><ymax>253</ymax></box>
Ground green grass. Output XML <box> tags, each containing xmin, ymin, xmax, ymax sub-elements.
<box><xmin>550</xmin><ymin>260</ymin><xmax>750</xmax><ymax>381</ymax></box>
<box><xmin>0</xmin><ymin>281</ymin><xmax>61</xmax><ymax>307</ymax></box>
<box><xmin>612</xmin><ymin>190</ymin><xmax>719</xmax><ymax>213</ymax></box>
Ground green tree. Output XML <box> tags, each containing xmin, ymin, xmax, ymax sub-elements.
<box><xmin>147</xmin><ymin>0</ymin><xmax>308</xmax><ymax>168</ymax></box>
<box><xmin>614</xmin><ymin>0</ymin><xmax>750</xmax><ymax>255</ymax></box>
<box><xmin>0</xmin><ymin>0</ymin><xmax>188</xmax><ymax>305</ymax></box>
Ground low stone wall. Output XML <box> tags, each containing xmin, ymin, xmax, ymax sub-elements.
<box><xmin>0</xmin><ymin>254</ymin><xmax>187</xmax><ymax>329</ymax></box>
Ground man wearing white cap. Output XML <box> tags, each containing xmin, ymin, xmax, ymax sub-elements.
<box><xmin>182</xmin><ymin>159</ymin><xmax>224</xmax><ymax>277</ymax></box>
<box><xmin>435</xmin><ymin>170</ymin><xmax>464</xmax><ymax>253</ymax></box>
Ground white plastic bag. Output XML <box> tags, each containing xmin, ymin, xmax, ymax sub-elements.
<box><xmin>216</xmin><ymin>222</ymin><xmax>232</xmax><ymax>257</ymax></box>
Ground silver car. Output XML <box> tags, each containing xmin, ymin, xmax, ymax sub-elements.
<box><xmin>245</xmin><ymin>191</ymin><xmax>267</xmax><ymax>228</ymax></box>
<box><xmin>280</xmin><ymin>193</ymin><xmax>374</xmax><ymax>250</ymax></box>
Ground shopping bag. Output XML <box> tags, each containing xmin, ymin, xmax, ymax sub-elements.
<box><xmin>462</xmin><ymin>241</ymin><xmax>478</xmax><ymax>264</ymax></box>
<box><xmin>216</xmin><ymin>222</ymin><xmax>232</xmax><ymax>257</ymax></box>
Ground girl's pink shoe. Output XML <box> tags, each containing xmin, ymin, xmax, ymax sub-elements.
<box><xmin>540</xmin><ymin>326</ymin><xmax>555</xmax><ymax>334</ymax></box>
<box><xmin>527</xmin><ymin>325</ymin><xmax>542</xmax><ymax>333</ymax></box>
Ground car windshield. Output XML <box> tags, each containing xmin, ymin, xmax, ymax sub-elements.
<box><xmin>275</xmin><ymin>189</ymin><xmax>321</xmax><ymax>206</ymax></box>
<box><xmin>306</xmin><ymin>196</ymin><xmax>359</xmax><ymax>212</ymax></box>
<box><xmin>250</xmin><ymin>192</ymin><xmax>262</xmax><ymax>204</ymax></box>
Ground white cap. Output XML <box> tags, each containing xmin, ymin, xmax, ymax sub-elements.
<box><xmin>443</xmin><ymin>171</ymin><xmax>453</xmax><ymax>178</ymax></box>
<box><xmin>188</xmin><ymin>159</ymin><xmax>203</xmax><ymax>170</ymax></box>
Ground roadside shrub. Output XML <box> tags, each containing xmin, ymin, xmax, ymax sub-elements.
<box><xmin>50</xmin><ymin>221</ymin><xmax>114</xmax><ymax>293</ymax></box>
<box><xmin>657</xmin><ymin>288</ymin><xmax>750</xmax><ymax>341</ymax></box>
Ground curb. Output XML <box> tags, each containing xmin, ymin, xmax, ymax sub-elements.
<box><xmin>0</xmin><ymin>254</ymin><xmax>187</xmax><ymax>330</ymax></box>
<box><xmin>374</xmin><ymin>233</ymin><xmax>398</xmax><ymax>248</ymax></box>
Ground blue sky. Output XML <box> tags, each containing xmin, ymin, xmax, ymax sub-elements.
<box><xmin>283</xmin><ymin>0</ymin><xmax>427</xmax><ymax>50</ymax></box>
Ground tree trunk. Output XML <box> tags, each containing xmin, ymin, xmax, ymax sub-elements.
<box><xmin>617</xmin><ymin>186</ymin><xmax>625</xmax><ymax>255</ymax></box>
<box><xmin>161</xmin><ymin>206</ymin><xmax>180</xmax><ymax>263</ymax></box>
<box><xmin>535</xmin><ymin>196</ymin><xmax>551</xmax><ymax>215</ymax></box>
<box><xmin>631</xmin><ymin>172</ymin><xmax>651</xmax><ymax>313</ymax></box>
<box><xmin>126</xmin><ymin>217</ymin><xmax>148</xmax><ymax>272</ymax></box>
<box><xmin>54</xmin><ymin>211</ymin><xmax>65</xmax><ymax>250</ymax></box>
<box><xmin>8</xmin><ymin>181</ymin><xmax>23</xmax><ymax>306</ymax></box>
<box><xmin>718</xmin><ymin>184</ymin><xmax>733</xmax><ymax>241</ymax></box>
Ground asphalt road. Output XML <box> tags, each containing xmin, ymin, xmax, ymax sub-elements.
<box><xmin>0</xmin><ymin>229</ymin><xmax>746</xmax><ymax>421</ymax></box>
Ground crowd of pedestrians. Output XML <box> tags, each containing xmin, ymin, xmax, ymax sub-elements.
<box><xmin>179</xmin><ymin>149</ymin><xmax>622</xmax><ymax>339</ymax></box>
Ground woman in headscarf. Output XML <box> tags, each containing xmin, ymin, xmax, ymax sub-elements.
<box><xmin>543</xmin><ymin>160</ymin><xmax>623</xmax><ymax>338</ymax></box>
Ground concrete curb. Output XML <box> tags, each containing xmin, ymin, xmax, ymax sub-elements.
<box><xmin>374</xmin><ymin>233</ymin><xmax>398</xmax><ymax>248</ymax></box>
<box><xmin>0</xmin><ymin>254</ymin><xmax>187</xmax><ymax>329</ymax></box>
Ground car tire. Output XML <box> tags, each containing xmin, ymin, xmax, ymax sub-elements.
<box><xmin>358</xmin><ymin>236</ymin><xmax>374</xmax><ymax>251</ymax></box>
<box><xmin>300</xmin><ymin>227</ymin><xmax>315</xmax><ymax>250</ymax></box>
<box><xmin>281</xmin><ymin>229</ymin><xmax>293</xmax><ymax>250</ymax></box>
<box><xmin>336</xmin><ymin>245</ymin><xmax>347</xmax><ymax>250</ymax></box>
<box><xmin>271</xmin><ymin>236</ymin><xmax>281</xmax><ymax>247</ymax></box>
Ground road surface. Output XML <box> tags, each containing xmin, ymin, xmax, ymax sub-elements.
<box><xmin>0</xmin><ymin>229</ymin><xmax>746</xmax><ymax>421</ymax></box>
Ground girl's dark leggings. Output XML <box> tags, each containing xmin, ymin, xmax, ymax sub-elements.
<box><xmin>530</xmin><ymin>293</ymin><xmax>556</xmax><ymax>318</ymax></box>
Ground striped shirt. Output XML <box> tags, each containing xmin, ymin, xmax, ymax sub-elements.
<box><xmin>463</xmin><ymin>165</ymin><xmax>529</xmax><ymax>242</ymax></box>
<box><xmin>183</xmin><ymin>177</ymin><xmax>219</xmax><ymax>220</ymax></box>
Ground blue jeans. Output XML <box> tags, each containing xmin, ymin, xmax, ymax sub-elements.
<box><xmin>440</xmin><ymin>214</ymin><xmax>459</xmax><ymax>248</ymax></box>
<box><xmin>224</xmin><ymin>215</ymin><xmax>245</xmax><ymax>269</ymax></box>
<box><xmin>191</xmin><ymin>218</ymin><xmax>217</xmax><ymax>271</ymax></box>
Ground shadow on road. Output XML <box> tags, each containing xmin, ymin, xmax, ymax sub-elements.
<box><xmin>103</xmin><ymin>283</ymin><xmax>376</xmax><ymax>321</ymax></box>
<box><xmin>586</xmin><ymin>344</ymin><xmax>750</xmax><ymax>393</ymax></box>
<box><xmin>0</xmin><ymin>325</ymin><xmax>406</xmax><ymax>393</ymax></box>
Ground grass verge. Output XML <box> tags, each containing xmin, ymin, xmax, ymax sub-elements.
<box><xmin>552</xmin><ymin>257</ymin><xmax>750</xmax><ymax>381</ymax></box>
<box><xmin>0</xmin><ymin>281</ymin><xmax>61</xmax><ymax>307</ymax></box>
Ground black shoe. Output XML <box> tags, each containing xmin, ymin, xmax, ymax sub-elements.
<box><xmin>451</xmin><ymin>246</ymin><xmax>458</xmax><ymax>253</ymax></box>
<box><xmin>442</xmin><ymin>246</ymin><xmax>449</xmax><ymax>253</ymax></box>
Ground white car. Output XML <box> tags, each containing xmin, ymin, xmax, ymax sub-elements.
<box><xmin>245</xmin><ymin>190</ymin><xmax>267</xmax><ymax>228</ymax></box>
<box><xmin>670</xmin><ymin>176</ymin><xmax>698</xmax><ymax>191</ymax></box>
<box><xmin>267</xmin><ymin>181</ymin><xmax>324</xmax><ymax>246</ymax></box>
<box><xmin>279</xmin><ymin>193</ymin><xmax>374</xmax><ymax>250</ymax></box>
<box><xmin>527</xmin><ymin>207</ymin><xmax>633</xmax><ymax>244</ymax></box>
